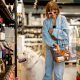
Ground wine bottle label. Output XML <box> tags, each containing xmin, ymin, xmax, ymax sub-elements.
<box><xmin>0</xmin><ymin>32</ymin><xmax>5</xmax><ymax>40</ymax></box>
<box><xmin>0</xmin><ymin>18</ymin><xmax>3</xmax><ymax>23</ymax></box>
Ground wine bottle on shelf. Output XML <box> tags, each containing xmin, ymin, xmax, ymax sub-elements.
<box><xmin>0</xmin><ymin>59</ymin><xmax>5</xmax><ymax>73</ymax></box>
<box><xmin>0</xmin><ymin>23</ymin><xmax>5</xmax><ymax>40</ymax></box>
<box><xmin>0</xmin><ymin>16</ymin><xmax>3</xmax><ymax>23</ymax></box>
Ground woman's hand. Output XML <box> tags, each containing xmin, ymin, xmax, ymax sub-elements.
<box><xmin>48</xmin><ymin>28</ymin><xmax>54</xmax><ymax>34</ymax></box>
<box><xmin>54</xmin><ymin>43</ymin><xmax>60</xmax><ymax>54</ymax></box>
<box><xmin>56</xmin><ymin>45</ymin><xmax>60</xmax><ymax>54</ymax></box>
<box><xmin>49</xmin><ymin>28</ymin><xmax>57</xmax><ymax>40</ymax></box>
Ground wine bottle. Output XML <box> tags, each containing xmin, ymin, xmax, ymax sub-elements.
<box><xmin>0</xmin><ymin>23</ymin><xmax>5</xmax><ymax>40</ymax></box>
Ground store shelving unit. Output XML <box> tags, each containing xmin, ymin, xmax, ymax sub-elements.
<box><xmin>23</xmin><ymin>25</ymin><xmax>42</xmax><ymax>51</ymax></box>
<box><xmin>0</xmin><ymin>0</ymin><xmax>17</xmax><ymax>80</ymax></box>
<box><xmin>20</xmin><ymin>9</ymin><xmax>46</xmax><ymax>51</ymax></box>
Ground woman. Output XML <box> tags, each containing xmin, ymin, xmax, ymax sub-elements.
<box><xmin>42</xmin><ymin>1</ymin><xmax>69</xmax><ymax>80</ymax></box>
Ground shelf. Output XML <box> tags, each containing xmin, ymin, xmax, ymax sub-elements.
<box><xmin>24</xmin><ymin>43</ymin><xmax>42</xmax><ymax>46</ymax></box>
<box><xmin>0</xmin><ymin>0</ymin><xmax>14</xmax><ymax>24</ymax></box>
<box><xmin>24</xmin><ymin>25</ymin><xmax>42</xmax><ymax>28</ymax></box>
<box><xmin>25</xmin><ymin>38</ymin><xmax>42</xmax><ymax>41</ymax></box>
<box><xmin>24</xmin><ymin>33</ymin><xmax>41</xmax><ymax>35</ymax></box>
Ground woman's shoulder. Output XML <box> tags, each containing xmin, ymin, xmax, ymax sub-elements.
<box><xmin>43</xmin><ymin>18</ymin><xmax>52</xmax><ymax>24</ymax></box>
<box><xmin>60</xmin><ymin>15</ymin><xmax>67</xmax><ymax>20</ymax></box>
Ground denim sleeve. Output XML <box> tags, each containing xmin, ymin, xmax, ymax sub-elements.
<box><xmin>61</xmin><ymin>16</ymin><xmax>69</xmax><ymax>37</ymax></box>
<box><xmin>51</xmin><ymin>29</ymin><xmax>68</xmax><ymax>40</ymax></box>
<box><xmin>42</xmin><ymin>20</ymin><xmax>56</xmax><ymax>47</ymax></box>
<box><xmin>51</xmin><ymin>16</ymin><xmax>69</xmax><ymax>47</ymax></box>
<box><xmin>61</xmin><ymin>16</ymin><xmax>69</xmax><ymax>46</ymax></box>
<box><xmin>51</xmin><ymin>16</ymin><xmax>69</xmax><ymax>39</ymax></box>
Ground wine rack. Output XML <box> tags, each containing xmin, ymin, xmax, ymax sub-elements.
<box><xmin>24</xmin><ymin>26</ymin><xmax>43</xmax><ymax>51</ymax></box>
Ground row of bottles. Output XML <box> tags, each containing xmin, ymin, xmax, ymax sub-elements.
<box><xmin>0</xmin><ymin>15</ymin><xmax>14</xmax><ymax>40</ymax></box>
<box><xmin>25</xmin><ymin>33</ymin><xmax>42</xmax><ymax>38</ymax></box>
<box><xmin>4</xmin><ymin>65</ymin><xmax>15</xmax><ymax>80</ymax></box>
<box><xmin>0</xmin><ymin>1</ymin><xmax>15</xmax><ymax>79</ymax></box>
<box><xmin>0</xmin><ymin>16</ymin><xmax>5</xmax><ymax>41</ymax></box>
<box><xmin>24</xmin><ymin>28</ymin><xmax>42</xmax><ymax>33</ymax></box>
<box><xmin>24</xmin><ymin>27</ymin><xmax>42</xmax><ymax>38</ymax></box>
<box><xmin>0</xmin><ymin>43</ymin><xmax>13</xmax><ymax>74</ymax></box>
<box><xmin>0</xmin><ymin>15</ymin><xmax>13</xmax><ymax>74</ymax></box>
<box><xmin>24</xmin><ymin>26</ymin><xmax>43</xmax><ymax>51</ymax></box>
<box><xmin>0</xmin><ymin>59</ymin><xmax>5</xmax><ymax>73</ymax></box>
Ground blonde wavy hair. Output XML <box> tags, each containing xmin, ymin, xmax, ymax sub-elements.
<box><xmin>45</xmin><ymin>1</ymin><xmax>60</xmax><ymax>18</ymax></box>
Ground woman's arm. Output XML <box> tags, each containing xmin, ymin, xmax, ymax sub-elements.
<box><xmin>42</xmin><ymin>20</ymin><xmax>60</xmax><ymax>52</ymax></box>
<box><xmin>42</xmin><ymin>20</ymin><xmax>55</xmax><ymax>47</ymax></box>
<box><xmin>49</xmin><ymin>28</ymin><xmax>68</xmax><ymax>40</ymax></box>
<box><xmin>48</xmin><ymin>16</ymin><xmax>69</xmax><ymax>42</ymax></box>
<box><xmin>61</xmin><ymin>16</ymin><xmax>69</xmax><ymax>46</ymax></box>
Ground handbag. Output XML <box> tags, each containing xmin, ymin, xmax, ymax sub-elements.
<box><xmin>50</xmin><ymin>47</ymin><xmax>70</xmax><ymax>63</ymax></box>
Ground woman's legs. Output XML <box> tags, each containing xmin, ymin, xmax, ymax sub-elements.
<box><xmin>53</xmin><ymin>61</ymin><xmax>65</xmax><ymax>80</ymax></box>
<box><xmin>43</xmin><ymin>49</ymin><xmax>65</xmax><ymax>80</ymax></box>
<box><xmin>43</xmin><ymin>50</ymin><xmax>53</xmax><ymax>80</ymax></box>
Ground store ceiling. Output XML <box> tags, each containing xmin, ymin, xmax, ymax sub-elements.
<box><xmin>23</xmin><ymin>0</ymin><xmax>80</xmax><ymax>3</ymax></box>
<box><xmin>4</xmin><ymin>0</ymin><xmax>80</xmax><ymax>5</ymax></box>
<box><xmin>23</xmin><ymin>0</ymin><xmax>48</xmax><ymax>5</ymax></box>
<box><xmin>5</xmin><ymin>0</ymin><xmax>15</xmax><ymax>5</ymax></box>
<box><xmin>23</xmin><ymin>0</ymin><xmax>80</xmax><ymax>5</ymax></box>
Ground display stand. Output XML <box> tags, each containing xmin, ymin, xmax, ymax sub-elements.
<box><xmin>0</xmin><ymin>0</ymin><xmax>18</xmax><ymax>79</ymax></box>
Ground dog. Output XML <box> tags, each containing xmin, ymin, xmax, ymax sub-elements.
<box><xmin>18</xmin><ymin>47</ymin><xmax>45</xmax><ymax>80</ymax></box>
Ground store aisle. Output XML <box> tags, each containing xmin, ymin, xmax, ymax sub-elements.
<box><xmin>18</xmin><ymin>62</ymin><xmax>76</xmax><ymax>80</ymax></box>
<box><xmin>63</xmin><ymin>66</ymin><xmax>76</xmax><ymax>80</ymax></box>
<box><xmin>52</xmin><ymin>66</ymin><xmax>76</xmax><ymax>80</ymax></box>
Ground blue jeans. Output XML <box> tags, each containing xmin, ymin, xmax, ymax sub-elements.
<box><xmin>43</xmin><ymin>49</ymin><xmax>65</xmax><ymax>80</ymax></box>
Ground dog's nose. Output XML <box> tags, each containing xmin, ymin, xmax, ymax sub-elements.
<box><xmin>19</xmin><ymin>58</ymin><xmax>26</xmax><ymax>63</ymax></box>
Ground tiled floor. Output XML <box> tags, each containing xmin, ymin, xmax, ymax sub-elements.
<box><xmin>17</xmin><ymin>63</ymin><xmax>76</xmax><ymax>80</ymax></box>
<box><xmin>52</xmin><ymin>65</ymin><xmax>76</xmax><ymax>80</ymax></box>
<box><xmin>63</xmin><ymin>66</ymin><xmax>76</xmax><ymax>80</ymax></box>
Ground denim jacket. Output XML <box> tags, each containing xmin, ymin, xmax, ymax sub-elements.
<box><xmin>42</xmin><ymin>15</ymin><xmax>69</xmax><ymax>50</ymax></box>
